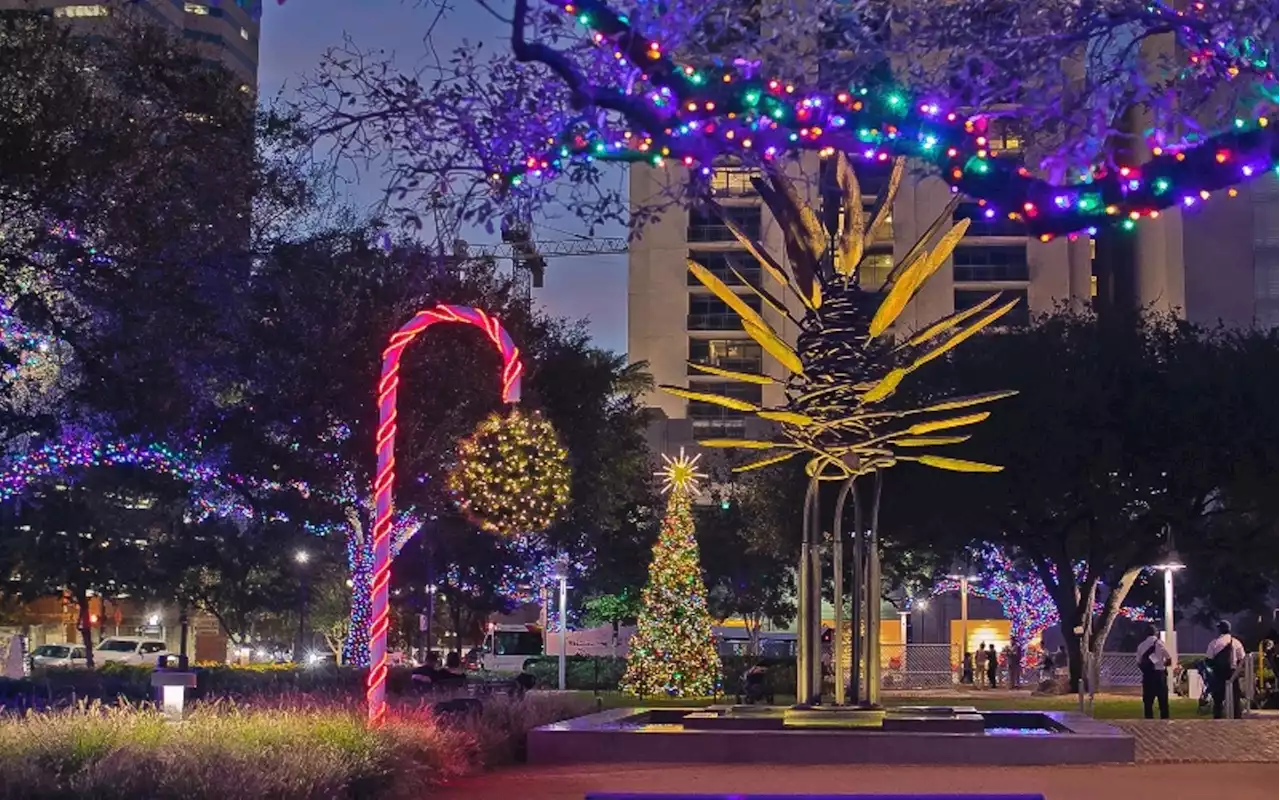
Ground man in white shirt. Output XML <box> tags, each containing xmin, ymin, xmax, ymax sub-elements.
<box><xmin>1135</xmin><ymin>624</ymin><xmax>1172</xmax><ymax>719</ymax></box>
<box><xmin>1206</xmin><ymin>620</ymin><xmax>1247</xmax><ymax>719</ymax></box>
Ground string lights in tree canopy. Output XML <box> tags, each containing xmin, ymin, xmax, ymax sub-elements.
<box><xmin>447</xmin><ymin>408</ymin><xmax>571</xmax><ymax>536</ymax></box>
<box><xmin>498</xmin><ymin>0</ymin><xmax>1278</xmax><ymax>238</ymax></box>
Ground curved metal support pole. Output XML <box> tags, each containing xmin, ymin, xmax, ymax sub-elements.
<box><xmin>831</xmin><ymin>476</ymin><xmax>856</xmax><ymax>705</ymax></box>
<box><xmin>796</xmin><ymin>474</ymin><xmax>820</xmax><ymax>705</ymax></box>
<box><xmin>866</xmin><ymin>470</ymin><xmax>885</xmax><ymax>707</ymax></box>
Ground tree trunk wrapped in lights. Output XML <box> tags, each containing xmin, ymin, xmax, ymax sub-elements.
<box><xmin>621</xmin><ymin>450</ymin><xmax>721</xmax><ymax>697</ymax></box>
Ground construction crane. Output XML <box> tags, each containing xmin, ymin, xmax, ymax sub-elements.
<box><xmin>454</xmin><ymin>227</ymin><xmax>628</xmax><ymax>293</ymax></box>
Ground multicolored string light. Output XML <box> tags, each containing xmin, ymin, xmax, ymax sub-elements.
<box><xmin>496</xmin><ymin>0</ymin><xmax>1277</xmax><ymax>238</ymax></box>
<box><xmin>368</xmin><ymin>304</ymin><xmax>523</xmax><ymax>727</ymax></box>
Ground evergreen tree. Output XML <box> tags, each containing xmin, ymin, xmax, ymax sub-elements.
<box><xmin>621</xmin><ymin>451</ymin><xmax>720</xmax><ymax>697</ymax></box>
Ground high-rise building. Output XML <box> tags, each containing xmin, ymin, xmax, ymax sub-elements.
<box><xmin>0</xmin><ymin>0</ymin><xmax>261</xmax><ymax>86</ymax></box>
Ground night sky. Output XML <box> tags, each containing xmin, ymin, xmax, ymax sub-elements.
<box><xmin>258</xmin><ymin>0</ymin><xmax>629</xmax><ymax>355</ymax></box>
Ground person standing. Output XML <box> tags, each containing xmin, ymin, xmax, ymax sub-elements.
<box><xmin>1206</xmin><ymin>620</ymin><xmax>1247</xmax><ymax>719</ymax></box>
<box><xmin>986</xmin><ymin>643</ymin><xmax>998</xmax><ymax>688</ymax></box>
<box><xmin>1136</xmin><ymin>624</ymin><xmax>1172</xmax><ymax>719</ymax></box>
<box><xmin>1008</xmin><ymin>643</ymin><xmax>1023</xmax><ymax>689</ymax></box>
<box><xmin>974</xmin><ymin>642</ymin><xmax>986</xmax><ymax>689</ymax></box>
<box><xmin>961</xmin><ymin>650</ymin><xmax>974</xmax><ymax>684</ymax></box>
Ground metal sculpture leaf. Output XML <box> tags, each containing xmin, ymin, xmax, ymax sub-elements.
<box><xmin>869</xmin><ymin>218</ymin><xmax>972</xmax><ymax>338</ymax></box>
<box><xmin>660</xmin><ymin>386</ymin><xmax>759</xmax><ymax>411</ymax></box>
<box><xmin>907</xmin><ymin>412</ymin><xmax>992</xmax><ymax>435</ymax></box>
<box><xmin>734</xmin><ymin>451</ymin><xmax>802</xmax><ymax>472</ymax></box>
<box><xmin>900</xmin><ymin>292</ymin><xmax>1004</xmax><ymax>349</ymax></box>
<box><xmin>757</xmin><ymin>410</ymin><xmax>817</xmax><ymax>426</ymax></box>
<box><xmin>742</xmin><ymin>319</ymin><xmax>804</xmax><ymax>375</ymax></box>
<box><xmin>835</xmin><ymin>153</ymin><xmax>864</xmax><ymax>276</ymax></box>
<box><xmin>911</xmin><ymin>296</ymin><xmax>1020</xmax><ymax>368</ymax></box>
<box><xmin>912</xmin><ymin>455</ymin><xmax>1004</xmax><ymax>473</ymax></box>
<box><xmin>687</xmin><ymin>361</ymin><xmax>775</xmax><ymax>384</ymax></box>
<box><xmin>688</xmin><ymin>259</ymin><xmax>771</xmax><ymax>332</ymax></box>
<box><xmin>697</xmin><ymin>439</ymin><xmax>792</xmax><ymax>449</ymax></box>
<box><xmin>889</xmin><ymin>435</ymin><xmax>972</xmax><ymax>447</ymax></box>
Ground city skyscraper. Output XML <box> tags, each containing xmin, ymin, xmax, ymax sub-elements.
<box><xmin>0</xmin><ymin>0</ymin><xmax>261</xmax><ymax>86</ymax></box>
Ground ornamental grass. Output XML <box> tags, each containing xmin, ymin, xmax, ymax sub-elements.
<box><xmin>0</xmin><ymin>693</ymin><xmax>590</xmax><ymax>799</ymax></box>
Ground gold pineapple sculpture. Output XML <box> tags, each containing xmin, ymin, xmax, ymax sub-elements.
<box><xmin>663</xmin><ymin>154</ymin><xmax>1018</xmax><ymax>478</ymax></box>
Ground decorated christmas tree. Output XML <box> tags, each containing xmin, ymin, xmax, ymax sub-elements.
<box><xmin>621</xmin><ymin>449</ymin><xmax>721</xmax><ymax>697</ymax></box>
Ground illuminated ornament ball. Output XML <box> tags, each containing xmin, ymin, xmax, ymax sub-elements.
<box><xmin>655</xmin><ymin>447</ymin><xmax>707</xmax><ymax>496</ymax></box>
<box><xmin>448</xmin><ymin>408</ymin><xmax>571</xmax><ymax>535</ymax></box>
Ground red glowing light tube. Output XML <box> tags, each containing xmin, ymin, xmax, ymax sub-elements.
<box><xmin>367</xmin><ymin>304</ymin><xmax>523</xmax><ymax>726</ymax></box>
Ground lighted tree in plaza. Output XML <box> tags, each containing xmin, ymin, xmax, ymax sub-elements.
<box><xmin>930</xmin><ymin>545</ymin><xmax>1156</xmax><ymax>654</ymax></box>
<box><xmin>621</xmin><ymin>450</ymin><xmax>720</xmax><ymax>697</ymax></box>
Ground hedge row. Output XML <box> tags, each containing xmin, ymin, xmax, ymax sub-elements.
<box><xmin>520</xmin><ymin>655</ymin><xmax>798</xmax><ymax>695</ymax></box>
<box><xmin>0</xmin><ymin>663</ymin><xmax>426</xmax><ymax>711</ymax></box>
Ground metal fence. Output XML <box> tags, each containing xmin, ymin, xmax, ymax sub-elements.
<box><xmin>877</xmin><ymin>643</ymin><xmax>956</xmax><ymax>690</ymax></box>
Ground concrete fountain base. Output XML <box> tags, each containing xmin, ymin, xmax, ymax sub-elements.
<box><xmin>528</xmin><ymin>705</ymin><xmax>1135</xmax><ymax>766</ymax></box>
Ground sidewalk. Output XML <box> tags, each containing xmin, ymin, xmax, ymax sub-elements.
<box><xmin>435</xmin><ymin>763</ymin><xmax>1278</xmax><ymax>800</ymax></box>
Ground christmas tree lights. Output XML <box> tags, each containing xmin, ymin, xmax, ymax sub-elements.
<box><xmin>620</xmin><ymin>450</ymin><xmax>721</xmax><ymax>697</ymax></box>
<box><xmin>494</xmin><ymin>0</ymin><xmax>1277</xmax><ymax>238</ymax></box>
<box><xmin>448</xmin><ymin>408</ymin><xmax>571</xmax><ymax>536</ymax></box>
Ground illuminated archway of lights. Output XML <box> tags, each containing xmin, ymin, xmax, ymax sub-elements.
<box><xmin>367</xmin><ymin>304</ymin><xmax>523</xmax><ymax>727</ymax></box>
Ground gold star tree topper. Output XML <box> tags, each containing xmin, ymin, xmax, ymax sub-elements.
<box><xmin>656</xmin><ymin>448</ymin><xmax>708</xmax><ymax>495</ymax></box>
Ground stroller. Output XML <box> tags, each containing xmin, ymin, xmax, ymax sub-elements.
<box><xmin>740</xmin><ymin>663</ymin><xmax>774</xmax><ymax>705</ymax></box>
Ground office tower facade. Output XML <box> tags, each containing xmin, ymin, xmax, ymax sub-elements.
<box><xmin>0</xmin><ymin>0</ymin><xmax>261</xmax><ymax>85</ymax></box>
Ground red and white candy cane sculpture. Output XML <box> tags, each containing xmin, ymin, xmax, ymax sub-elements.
<box><xmin>368</xmin><ymin>304</ymin><xmax>523</xmax><ymax>726</ymax></box>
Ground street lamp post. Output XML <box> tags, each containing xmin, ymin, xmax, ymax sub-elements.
<box><xmin>295</xmin><ymin>549</ymin><xmax>310</xmax><ymax>661</ymax></box>
<box><xmin>424</xmin><ymin>584</ymin><xmax>437</xmax><ymax>662</ymax></box>
<box><xmin>552</xmin><ymin>563</ymin><xmax>570</xmax><ymax>691</ymax></box>
<box><xmin>947</xmin><ymin>574</ymin><xmax>979</xmax><ymax>678</ymax></box>
<box><xmin>1153</xmin><ymin>548</ymin><xmax>1184</xmax><ymax>694</ymax></box>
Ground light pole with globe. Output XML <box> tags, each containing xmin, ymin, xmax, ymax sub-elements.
<box><xmin>1152</xmin><ymin>534</ymin><xmax>1184</xmax><ymax>693</ymax></box>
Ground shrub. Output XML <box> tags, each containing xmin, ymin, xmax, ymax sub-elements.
<box><xmin>0</xmin><ymin>694</ymin><xmax>591</xmax><ymax>799</ymax></box>
<box><xmin>521</xmin><ymin>655</ymin><xmax>798</xmax><ymax>697</ymax></box>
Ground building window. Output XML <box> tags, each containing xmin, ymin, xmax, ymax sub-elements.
<box><xmin>954</xmin><ymin>203</ymin><xmax>1027</xmax><ymax>238</ymax></box>
<box><xmin>183</xmin><ymin>30</ymin><xmax>224</xmax><ymax>45</ymax></box>
<box><xmin>952</xmin><ymin>247</ymin><xmax>1029</xmax><ymax>282</ymax></box>
<box><xmin>689</xmin><ymin>339</ymin><xmax>763</xmax><ymax>374</ymax></box>
<box><xmin>184</xmin><ymin>2</ymin><xmax>210</xmax><ymax>14</ymax></box>
<box><xmin>54</xmin><ymin>5</ymin><xmax>109</xmax><ymax>17</ymax></box>
<box><xmin>688</xmin><ymin>294</ymin><xmax>761</xmax><ymax>330</ymax></box>
<box><xmin>987</xmin><ymin>120</ymin><xmax>1023</xmax><ymax>155</ymax></box>
<box><xmin>857</xmin><ymin>251</ymin><xmax>895</xmax><ymax>290</ymax></box>
<box><xmin>688</xmin><ymin>382</ymin><xmax>762</xmax><ymax>437</ymax></box>
<box><xmin>688</xmin><ymin>206</ymin><xmax>761</xmax><ymax>242</ymax></box>
<box><xmin>955</xmin><ymin>289</ymin><xmax>1029</xmax><ymax>327</ymax></box>
<box><xmin>708</xmin><ymin>167</ymin><xmax>760</xmax><ymax>197</ymax></box>
<box><xmin>688</xmin><ymin>251</ymin><xmax>761</xmax><ymax>287</ymax></box>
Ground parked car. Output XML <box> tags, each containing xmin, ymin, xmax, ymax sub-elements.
<box><xmin>29</xmin><ymin>643</ymin><xmax>89</xmax><ymax>670</ymax></box>
<box><xmin>95</xmin><ymin>637</ymin><xmax>169</xmax><ymax>665</ymax></box>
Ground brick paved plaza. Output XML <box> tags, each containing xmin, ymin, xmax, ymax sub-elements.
<box><xmin>438</xmin><ymin>763</ymin><xmax>1277</xmax><ymax>800</ymax></box>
